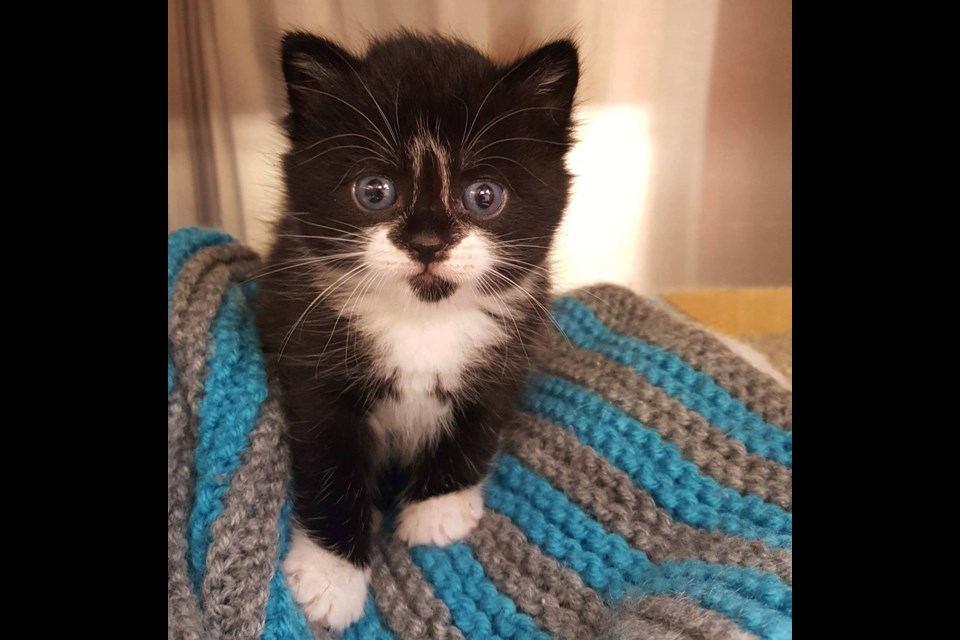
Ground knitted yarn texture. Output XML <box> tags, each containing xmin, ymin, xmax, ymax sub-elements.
<box><xmin>167</xmin><ymin>228</ymin><xmax>793</xmax><ymax>640</ymax></box>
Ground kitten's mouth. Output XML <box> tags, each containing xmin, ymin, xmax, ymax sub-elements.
<box><xmin>408</xmin><ymin>270</ymin><xmax>457</xmax><ymax>302</ymax></box>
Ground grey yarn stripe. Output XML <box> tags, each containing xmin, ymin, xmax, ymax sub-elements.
<box><xmin>467</xmin><ymin>511</ymin><xmax>610</xmax><ymax>639</ymax></box>
<box><xmin>168</xmin><ymin>244</ymin><xmax>273</xmax><ymax>640</ymax></box>
<box><xmin>169</xmin><ymin>243</ymin><xmax>260</xmax><ymax>409</ymax></box>
<box><xmin>614</xmin><ymin>596</ymin><xmax>760</xmax><ymax>640</ymax></box>
<box><xmin>168</xmin><ymin>383</ymin><xmax>206</xmax><ymax>640</ymax></box>
<box><xmin>169</xmin><ymin>245</ymin><xmax>259</xmax><ymax>639</ymax></box>
<box><xmin>573</xmin><ymin>285</ymin><xmax>792</xmax><ymax>430</ymax></box>
<box><xmin>603</xmin><ymin>604</ymin><xmax>694</xmax><ymax>640</ymax></box>
<box><xmin>369</xmin><ymin>531</ymin><xmax>465</xmax><ymax>640</ymax></box>
<box><xmin>169</xmin><ymin>247</ymin><xmax>255</xmax><ymax>640</ymax></box>
<box><xmin>202</xmin><ymin>396</ymin><xmax>291</xmax><ymax>640</ymax></box>
<box><xmin>538</xmin><ymin>333</ymin><xmax>792</xmax><ymax>510</ymax></box>
<box><xmin>504</xmin><ymin>414</ymin><xmax>792</xmax><ymax>585</ymax></box>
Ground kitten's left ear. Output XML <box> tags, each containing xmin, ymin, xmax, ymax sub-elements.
<box><xmin>507</xmin><ymin>40</ymin><xmax>580</xmax><ymax>115</ymax></box>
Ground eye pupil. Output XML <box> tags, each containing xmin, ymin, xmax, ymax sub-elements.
<box><xmin>475</xmin><ymin>184</ymin><xmax>494</xmax><ymax>209</ymax></box>
<box><xmin>365</xmin><ymin>179</ymin><xmax>386</xmax><ymax>203</ymax></box>
<box><xmin>355</xmin><ymin>176</ymin><xmax>396</xmax><ymax>210</ymax></box>
<box><xmin>462</xmin><ymin>180</ymin><xmax>504</xmax><ymax>218</ymax></box>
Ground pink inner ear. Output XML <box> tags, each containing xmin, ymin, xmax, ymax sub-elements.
<box><xmin>291</xmin><ymin>54</ymin><xmax>333</xmax><ymax>81</ymax></box>
<box><xmin>533</xmin><ymin>68</ymin><xmax>566</xmax><ymax>95</ymax></box>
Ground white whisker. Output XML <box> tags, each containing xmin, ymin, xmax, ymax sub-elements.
<box><xmin>334</xmin><ymin>51</ymin><xmax>400</xmax><ymax>147</ymax></box>
<box><xmin>469</xmin><ymin>137</ymin><xmax>566</xmax><ymax>157</ymax></box>
<box><xmin>470</xmin><ymin>155</ymin><xmax>556</xmax><ymax>190</ymax></box>
<box><xmin>285</xmin><ymin>217</ymin><xmax>367</xmax><ymax>235</ymax></box>
<box><xmin>318</xmin><ymin>269</ymin><xmax>376</xmax><ymax>367</ymax></box>
<box><xmin>245</xmin><ymin>254</ymin><xmax>366</xmax><ymax>282</ymax></box>
<box><xmin>477</xmin><ymin>274</ymin><xmax>528</xmax><ymax>369</ymax></box>
<box><xmin>275</xmin><ymin>234</ymin><xmax>368</xmax><ymax>245</ymax></box>
<box><xmin>278</xmin><ymin>263</ymin><xmax>370</xmax><ymax>361</ymax></box>
<box><xmin>455</xmin><ymin>96</ymin><xmax>471</xmax><ymax>147</ymax></box>
<box><xmin>500</xmin><ymin>233</ymin><xmax>556</xmax><ymax>243</ymax></box>
<box><xmin>465</xmin><ymin>106</ymin><xmax>566</xmax><ymax>154</ymax></box>
<box><xmin>497</xmin><ymin>244</ymin><xmax>554</xmax><ymax>251</ymax></box>
<box><xmin>293</xmin><ymin>132</ymin><xmax>393</xmax><ymax>158</ymax></box>
<box><xmin>470</xmin><ymin>163</ymin><xmax>516</xmax><ymax>192</ymax></box>
<box><xmin>462</xmin><ymin>60</ymin><xmax>527</xmax><ymax>151</ymax></box>
<box><xmin>290</xmin><ymin>83</ymin><xmax>397</xmax><ymax>155</ymax></box>
<box><xmin>485</xmin><ymin>268</ymin><xmax>571</xmax><ymax>345</ymax></box>
<box><xmin>297</xmin><ymin>144</ymin><xmax>389</xmax><ymax>168</ymax></box>
<box><xmin>394</xmin><ymin>81</ymin><xmax>402</xmax><ymax>144</ymax></box>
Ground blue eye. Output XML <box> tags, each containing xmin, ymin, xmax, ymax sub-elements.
<box><xmin>354</xmin><ymin>176</ymin><xmax>397</xmax><ymax>210</ymax></box>
<box><xmin>462</xmin><ymin>181</ymin><xmax>505</xmax><ymax>218</ymax></box>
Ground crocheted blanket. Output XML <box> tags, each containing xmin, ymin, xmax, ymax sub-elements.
<box><xmin>168</xmin><ymin>228</ymin><xmax>793</xmax><ymax>640</ymax></box>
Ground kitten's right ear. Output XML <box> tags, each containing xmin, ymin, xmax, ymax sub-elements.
<box><xmin>507</xmin><ymin>40</ymin><xmax>580</xmax><ymax>115</ymax></box>
<box><xmin>281</xmin><ymin>32</ymin><xmax>355</xmax><ymax>117</ymax></box>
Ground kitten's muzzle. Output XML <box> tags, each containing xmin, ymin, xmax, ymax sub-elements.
<box><xmin>407</xmin><ymin>233</ymin><xmax>447</xmax><ymax>266</ymax></box>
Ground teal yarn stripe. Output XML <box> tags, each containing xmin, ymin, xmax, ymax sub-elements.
<box><xmin>410</xmin><ymin>542</ymin><xmax>551</xmax><ymax>640</ymax></box>
<box><xmin>187</xmin><ymin>283</ymin><xmax>269</xmax><ymax>590</ymax></box>
<box><xmin>485</xmin><ymin>456</ymin><xmax>792</xmax><ymax>640</ymax></box>
<box><xmin>487</xmin><ymin>454</ymin><xmax>791</xmax><ymax>611</ymax></box>
<box><xmin>263</xmin><ymin>500</ymin><xmax>312</xmax><ymax>640</ymax></box>
<box><xmin>262</xmin><ymin>569</ymin><xmax>314</xmax><ymax>640</ymax></box>
<box><xmin>551</xmin><ymin>296</ymin><xmax>792</xmax><ymax>467</ymax></box>
<box><xmin>167</xmin><ymin>226</ymin><xmax>233</xmax><ymax>313</ymax></box>
<box><xmin>168</xmin><ymin>351</ymin><xmax>175</xmax><ymax>395</ymax></box>
<box><xmin>342</xmin><ymin>596</ymin><xmax>396</xmax><ymax>640</ymax></box>
<box><xmin>524</xmin><ymin>375</ymin><xmax>792</xmax><ymax>549</ymax></box>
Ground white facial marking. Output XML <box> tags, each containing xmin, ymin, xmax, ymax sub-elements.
<box><xmin>283</xmin><ymin>528</ymin><xmax>370</xmax><ymax>631</ymax></box>
<box><xmin>361</xmin><ymin>226</ymin><xmax>498</xmax><ymax>289</ymax></box>
<box><xmin>395</xmin><ymin>484</ymin><xmax>484</xmax><ymax>546</ymax></box>
<box><xmin>364</xmin><ymin>226</ymin><xmax>420</xmax><ymax>282</ymax></box>
<box><xmin>429</xmin><ymin>230</ymin><xmax>496</xmax><ymax>285</ymax></box>
<box><xmin>408</xmin><ymin>127</ymin><xmax>452</xmax><ymax>207</ymax></box>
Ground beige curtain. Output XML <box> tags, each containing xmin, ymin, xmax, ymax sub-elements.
<box><xmin>168</xmin><ymin>0</ymin><xmax>791</xmax><ymax>294</ymax></box>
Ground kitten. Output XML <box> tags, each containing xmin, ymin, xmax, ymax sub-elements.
<box><xmin>257</xmin><ymin>31</ymin><xmax>579</xmax><ymax>630</ymax></box>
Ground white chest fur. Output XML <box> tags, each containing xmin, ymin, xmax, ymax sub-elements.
<box><xmin>354</xmin><ymin>285</ymin><xmax>506</xmax><ymax>463</ymax></box>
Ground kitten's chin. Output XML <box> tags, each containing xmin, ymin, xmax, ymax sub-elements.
<box><xmin>408</xmin><ymin>272</ymin><xmax>458</xmax><ymax>302</ymax></box>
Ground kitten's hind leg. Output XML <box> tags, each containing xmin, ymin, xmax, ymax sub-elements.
<box><xmin>395</xmin><ymin>402</ymin><xmax>501</xmax><ymax>547</ymax></box>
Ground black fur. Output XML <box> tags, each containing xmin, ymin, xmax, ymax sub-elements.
<box><xmin>258</xmin><ymin>31</ymin><xmax>579</xmax><ymax>568</ymax></box>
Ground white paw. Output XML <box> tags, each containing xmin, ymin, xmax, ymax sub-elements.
<box><xmin>282</xmin><ymin>528</ymin><xmax>370</xmax><ymax>631</ymax></box>
<box><xmin>395</xmin><ymin>484</ymin><xmax>484</xmax><ymax>547</ymax></box>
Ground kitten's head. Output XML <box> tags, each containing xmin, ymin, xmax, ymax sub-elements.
<box><xmin>276</xmin><ymin>32</ymin><xmax>579</xmax><ymax>303</ymax></box>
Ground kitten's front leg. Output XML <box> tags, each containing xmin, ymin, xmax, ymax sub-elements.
<box><xmin>283</xmin><ymin>405</ymin><xmax>374</xmax><ymax>631</ymax></box>
<box><xmin>396</xmin><ymin>401</ymin><xmax>501</xmax><ymax>547</ymax></box>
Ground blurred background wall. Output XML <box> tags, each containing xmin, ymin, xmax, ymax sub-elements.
<box><xmin>168</xmin><ymin>0</ymin><xmax>791</xmax><ymax>295</ymax></box>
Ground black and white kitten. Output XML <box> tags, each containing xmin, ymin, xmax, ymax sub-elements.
<box><xmin>258</xmin><ymin>31</ymin><xmax>579</xmax><ymax>629</ymax></box>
